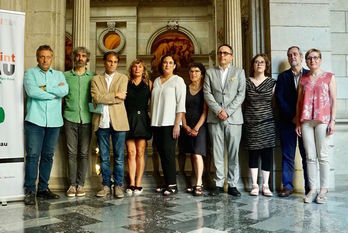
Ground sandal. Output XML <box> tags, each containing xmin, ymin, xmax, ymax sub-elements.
<box><xmin>126</xmin><ymin>186</ymin><xmax>135</xmax><ymax>196</ymax></box>
<box><xmin>316</xmin><ymin>191</ymin><xmax>328</xmax><ymax>204</ymax></box>
<box><xmin>134</xmin><ymin>186</ymin><xmax>143</xmax><ymax>196</ymax></box>
<box><xmin>163</xmin><ymin>185</ymin><xmax>178</xmax><ymax>196</ymax></box>
<box><xmin>186</xmin><ymin>187</ymin><xmax>194</xmax><ymax>193</ymax></box>
<box><xmin>250</xmin><ymin>184</ymin><xmax>259</xmax><ymax>196</ymax></box>
<box><xmin>155</xmin><ymin>185</ymin><xmax>165</xmax><ymax>193</ymax></box>
<box><xmin>193</xmin><ymin>185</ymin><xmax>203</xmax><ymax>196</ymax></box>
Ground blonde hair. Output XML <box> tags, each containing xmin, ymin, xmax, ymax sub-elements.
<box><xmin>128</xmin><ymin>59</ymin><xmax>150</xmax><ymax>85</ymax></box>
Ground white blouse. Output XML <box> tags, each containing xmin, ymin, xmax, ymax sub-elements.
<box><xmin>150</xmin><ymin>75</ymin><xmax>186</xmax><ymax>127</ymax></box>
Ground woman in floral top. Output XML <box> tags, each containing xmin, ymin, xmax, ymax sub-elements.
<box><xmin>295</xmin><ymin>48</ymin><xmax>337</xmax><ymax>204</ymax></box>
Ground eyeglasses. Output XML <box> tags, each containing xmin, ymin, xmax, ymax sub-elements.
<box><xmin>217</xmin><ymin>51</ymin><xmax>232</xmax><ymax>56</ymax></box>
<box><xmin>306</xmin><ymin>56</ymin><xmax>320</xmax><ymax>61</ymax></box>
<box><xmin>254</xmin><ymin>60</ymin><xmax>265</xmax><ymax>65</ymax></box>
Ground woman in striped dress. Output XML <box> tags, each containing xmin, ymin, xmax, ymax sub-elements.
<box><xmin>243</xmin><ymin>54</ymin><xmax>276</xmax><ymax>197</ymax></box>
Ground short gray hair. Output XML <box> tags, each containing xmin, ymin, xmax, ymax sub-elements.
<box><xmin>72</xmin><ymin>46</ymin><xmax>90</xmax><ymax>62</ymax></box>
<box><xmin>287</xmin><ymin>46</ymin><xmax>302</xmax><ymax>56</ymax></box>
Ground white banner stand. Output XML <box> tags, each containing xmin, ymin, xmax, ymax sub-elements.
<box><xmin>0</xmin><ymin>9</ymin><xmax>26</xmax><ymax>204</ymax></box>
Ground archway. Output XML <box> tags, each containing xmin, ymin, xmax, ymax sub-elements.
<box><xmin>149</xmin><ymin>30</ymin><xmax>197</xmax><ymax>83</ymax></box>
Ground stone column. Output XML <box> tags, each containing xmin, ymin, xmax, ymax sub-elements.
<box><xmin>224</xmin><ymin>0</ymin><xmax>243</xmax><ymax>68</ymax></box>
<box><xmin>72</xmin><ymin>0</ymin><xmax>90</xmax><ymax>49</ymax></box>
<box><xmin>25</xmin><ymin>0</ymin><xmax>66</xmax><ymax>70</ymax></box>
<box><xmin>0</xmin><ymin>0</ymin><xmax>26</xmax><ymax>12</ymax></box>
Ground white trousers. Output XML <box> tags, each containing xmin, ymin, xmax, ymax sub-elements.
<box><xmin>301</xmin><ymin>120</ymin><xmax>330</xmax><ymax>189</ymax></box>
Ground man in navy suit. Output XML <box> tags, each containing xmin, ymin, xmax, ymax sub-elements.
<box><xmin>275</xmin><ymin>46</ymin><xmax>309</xmax><ymax>197</ymax></box>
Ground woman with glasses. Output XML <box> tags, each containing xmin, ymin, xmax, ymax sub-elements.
<box><xmin>296</xmin><ymin>48</ymin><xmax>337</xmax><ymax>204</ymax></box>
<box><xmin>244</xmin><ymin>54</ymin><xmax>276</xmax><ymax>197</ymax></box>
<box><xmin>179</xmin><ymin>63</ymin><xmax>208</xmax><ymax>196</ymax></box>
<box><xmin>151</xmin><ymin>54</ymin><xmax>186</xmax><ymax>196</ymax></box>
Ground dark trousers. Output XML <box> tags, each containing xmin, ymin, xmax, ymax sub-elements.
<box><xmin>249</xmin><ymin>147</ymin><xmax>273</xmax><ymax>171</ymax></box>
<box><xmin>279</xmin><ymin>122</ymin><xmax>309</xmax><ymax>192</ymax></box>
<box><xmin>24</xmin><ymin>121</ymin><xmax>60</xmax><ymax>193</ymax></box>
<box><xmin>64</xmin><ymin>119</ymin><xmax>91</xmax><ymax>186</ymax></box>
<box><xmin>153</xmin><ymin>126</ymin><xmax>177</xmax><ymax>186</ymax></box>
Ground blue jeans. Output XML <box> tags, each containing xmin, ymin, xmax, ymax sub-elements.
<box><xmin>24</xmin><ymin>121</ymin><xmax>61</xmax><ymax>193</ymax></box>
<box><xmin>96</xmin><ymin>127</ymin><xmax>126</xmax><ymax>187</ymax></box>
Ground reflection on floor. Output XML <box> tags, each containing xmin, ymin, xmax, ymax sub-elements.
<box><xmin>1</xmin><ymin>176</ymin><xmax>348</xmax><ymax>233</ymax></box>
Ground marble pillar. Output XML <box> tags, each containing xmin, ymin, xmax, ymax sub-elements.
<box><xmin>72</xmin><ymin>0</ymin><xmax>90</xmax><ymax>49</ymax></box>
<box><xmin>224</xmin><ymin>0</ymin><xmax>243</xmax><ymax>68</ymax></box>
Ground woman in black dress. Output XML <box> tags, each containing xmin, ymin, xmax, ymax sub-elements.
<box><xmin>180</xmin><ymin>63</ymin><xmax>208</xmax><ymax>196</ymax></box>
<box><xmin>244</xmin><ymin>54</ymin><xmax>275</xmax><ymax>197</ymax></box>
<box><xmin>125</xmin><ymin>59</ymin><xmax>152</xmax><ymax>196</ymax></box>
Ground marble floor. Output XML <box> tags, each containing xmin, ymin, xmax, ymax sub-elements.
<box><xmin>1</xmin><ymin>178</ymin><xmax>348</xmax><ymax>233</ymax></box>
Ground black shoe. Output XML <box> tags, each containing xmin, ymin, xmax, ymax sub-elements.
<box><xmin>209</xmin><ymin>186</ymin><xmax>224</xmax><ymax>196</ymax></box>
<box><xmin>228</xmin><ymin>187</ymin><xmax>241</xmax><ymax>197</ymax></box>
<box><xmin>36</xmin><ymin>188</ymin><xmax>60</xmax><ymax>199</ymax></box>
<box><xmin>24</xmin><ymin>192</ymin><xmax>36</xmax><ymax>205</ymax></box>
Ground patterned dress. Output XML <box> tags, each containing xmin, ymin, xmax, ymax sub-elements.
<box><xmin>243</xmin><ymin>77</ymin><xmax>276</xmax><ymax>150</ymax></box>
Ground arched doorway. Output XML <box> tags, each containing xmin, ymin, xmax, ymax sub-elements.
<box><xmin>150</xmin><ymin>31</ymin><xmax>194</xmax><ymax>83</ymax></box>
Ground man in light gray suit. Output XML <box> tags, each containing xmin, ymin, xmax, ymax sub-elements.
<box><xmin>203</xmin><ymin>44</ymin><xmax>246</xmax><ymax>196</ymax></box>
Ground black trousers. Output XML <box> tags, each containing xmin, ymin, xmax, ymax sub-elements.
<box><xmin>248</xmin><ymin>147</ymin><xmax>273</xmax><ymax>171</ymax></box>
<box><xmin>153</xmin><ymin>126</ymin><xmax>177</xmax><ymax>186</ymax></box>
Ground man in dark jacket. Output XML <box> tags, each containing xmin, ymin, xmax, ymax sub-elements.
<box><xmin>275</xmin><ymin>46</ymin><xmax>309</xmax><ymax>197</ymax></box>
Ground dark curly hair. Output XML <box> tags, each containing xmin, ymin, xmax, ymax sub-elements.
<box><xmin>188</xmin><ymin>62</ymin><xmax>206</xmax><ymax>79</ymax></box>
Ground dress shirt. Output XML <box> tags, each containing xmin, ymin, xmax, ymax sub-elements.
<box><xmin>292</xmin><ymin>68</ymin><xmax>303</xmax><ymax>90</ymax></box>
<box><xmin>219</xmin><ymin>64</ymin><xmax>230</xmax><ymax>87</ymax></box>
<box><xmin>24</xmin><ymin>66</ymin><xmax>69</xmax><ymax>127</ymax></box>
<box><xmin>99</xmin><ymin>72</ymin><xmax>115</xmax><ymax>128</ymax></box>
<box><xmin>151</xmin><ymin>75</ymin><xmax>186</xmax><ymax>126</ymax></box>
<box><xmin>64</xmin><ymin>69</ymin><xmax>94</xmax><ymax>124</ymax></box>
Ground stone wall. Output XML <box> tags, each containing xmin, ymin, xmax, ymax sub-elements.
<box><xmin>269</xmin><ymin>0</ymin><xmax>348</xmax><ymax>190</ymax></box>
<box><xmin>330</xmin><ymin>0</ymin><xmax>348</xmax><ymax>175</ymax></box>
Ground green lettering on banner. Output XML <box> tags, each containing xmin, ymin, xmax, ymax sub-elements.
<box><xmin>0</xmin><ymin>107</ymin><xmax>4</xmax><ymax>124</ymax></box>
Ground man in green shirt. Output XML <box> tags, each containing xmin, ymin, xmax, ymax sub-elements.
<box><xmin>64</xmin><ymin>47</ymin><xmax>94</xmax><ymax>197</ymax></box>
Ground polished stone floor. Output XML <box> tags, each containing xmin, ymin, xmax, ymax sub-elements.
<box><xmin>1</xmin><ymin>177</ymin><xmax>348</xmax><ymax>233</ymax></box>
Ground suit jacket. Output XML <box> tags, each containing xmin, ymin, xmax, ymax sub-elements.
<box><xmin>275</xmin><ymin>68</ymin><xmax>309</xmax><ymax>123</ymax></box>
<box><xmin>91</xmin><ymin>72</ymin><xmax>130</xmax><ymax>132</ymax></box>
<box><xmin>203</xmin><ymin>64</ymin><xmax>246</xmax><ymax>124</ymax></box>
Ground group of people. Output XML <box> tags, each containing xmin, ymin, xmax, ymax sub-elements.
<box><xmin>23</xmin><ymin>43</ymin><xmax>336</xmax><ymax>207</ymax></box>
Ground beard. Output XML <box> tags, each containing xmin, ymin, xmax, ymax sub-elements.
<box><xmin>74</xmin><ymin>60</ymin><xmax>87</xmax><ymax>68</ymax></box>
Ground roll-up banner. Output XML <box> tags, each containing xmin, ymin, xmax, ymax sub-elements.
<box><xmin>0</xmin><ymin>9</ymin><xmax>25</xmax><ymax>204</ymax></box>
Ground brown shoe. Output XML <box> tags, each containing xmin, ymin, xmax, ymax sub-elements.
<box><xmin>96</xmin><ymin>186</ymin><xmax>111</xmax><ymax>197</ymax></box>
<box><xmin>66</xmin><ymin>185</ymin><xmax>76</xmax><ymax>197</ymax></box>
<box><xmin>114</xmin><ymin>186</ymin><xmax>124</xmax><ymax>198</ymax></box>
<box><xmin>76</xmin><ymin>185</ymin><xmax>85</xmax><ymax>197</ymax></box>
<box><xmin>278</xmin><ymin>187</ymin><xmax>293</xmax><ymax>197</ymax></box>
